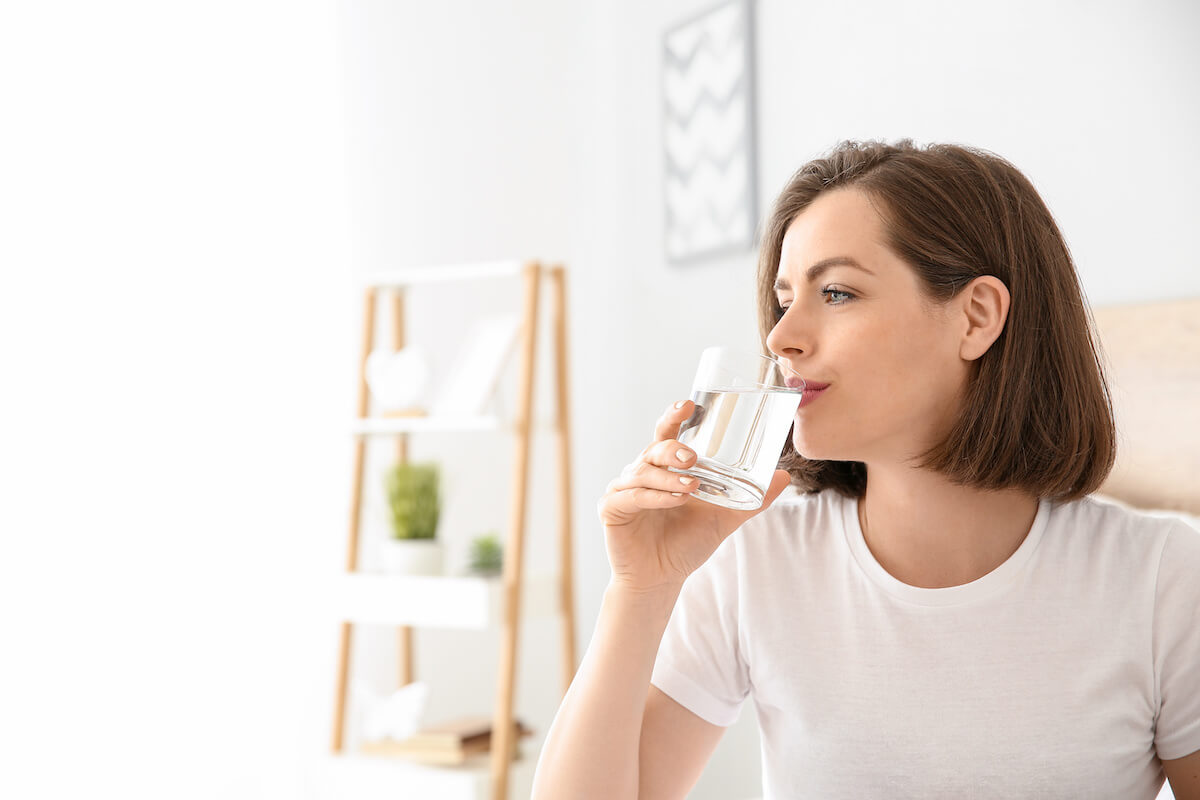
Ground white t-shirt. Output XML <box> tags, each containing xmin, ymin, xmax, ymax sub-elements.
<box><xmin>650</xmin><ymin>489</ymin><xmax>1200</xmax><ymax>799</ymax></box>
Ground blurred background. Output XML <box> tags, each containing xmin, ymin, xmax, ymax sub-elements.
<box><xmin>1</xmin><ymin>1</ymin><xmax>1197</xmax><ymax>798</ymax></box>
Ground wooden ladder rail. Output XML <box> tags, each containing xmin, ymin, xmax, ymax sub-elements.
<box><xmin>550</xmin><ymin>264</ymin><xmax>578</xmax><ymax>695</ymax></box>
<box><xmin>390</xmin><ymin>289</ymin><xmax>414</xmax><ymax>687</ymax></box>
<box><xmin>488</xmin><ymin>260</ymin><xmax>541</xmax><ymax>800</ymax></box>
<box><xmin>331</xmin><ymin>285</ymin><xmax>378</xmax><ymax>752</ymax></box>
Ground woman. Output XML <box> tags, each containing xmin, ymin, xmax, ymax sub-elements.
<box><xmin>532</xmin><ymin>140</ymin><xmax>1200</xmax><ymax>799</ymax></box>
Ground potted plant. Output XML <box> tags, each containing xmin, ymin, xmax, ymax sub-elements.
<box><xmin>380</xmin><ymin>462</ymin><xmax>443</xmax><ymax>576</ymax></box>
<box><xmin>467</xmin><ymin>532</ymin><xmax>503</xmax><ymax>577</ymax></box>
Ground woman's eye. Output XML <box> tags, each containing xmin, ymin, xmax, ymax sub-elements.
<box><xmin>775</xmin><ymin>287</ymin><xmax>854</xmax><ymax>320</ymax></box>
<box><xmin>820</xmin><ymin>287</ymin><xmax>854</xmax><ymax>305</ymax></box>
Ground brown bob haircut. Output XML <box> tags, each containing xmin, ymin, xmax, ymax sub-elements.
<box><xmin>757</xmin><ymin>139</ymin><xmax>1116</xmax><ymax>502</ymax></box>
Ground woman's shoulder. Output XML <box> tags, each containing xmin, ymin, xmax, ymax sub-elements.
<box><xmin>1042</xmin><ymin>492</ymin><xmax>1200</xmax><ymax>565</ymax></box>
<box><xmin>1054</xmin><ymin>492</ymin><xmax>1200</xmax><ymax>535</ymax></box>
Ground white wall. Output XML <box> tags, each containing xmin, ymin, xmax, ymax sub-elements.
<box><xmin>754</xmin><ymin>0</ymin><xmax>1200</xmax><ymax>308</ymax></box>
<box><xmin>1</xmin><ymin>2</ymin><xmax>351</xmax><ymax>798</ymax></box>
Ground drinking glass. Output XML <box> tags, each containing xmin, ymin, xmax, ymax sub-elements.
<box><xmin>669</xmin><ymin>347</ymin><xmax>806</xmax><ymax>510</ymax></box>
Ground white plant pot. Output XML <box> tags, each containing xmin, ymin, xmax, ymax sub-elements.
<box><xmin>380</xmin><ymin>539</ymin><xmax>444</xmax><ymax>576</ymax></box>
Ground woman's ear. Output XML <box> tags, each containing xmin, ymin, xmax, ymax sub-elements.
<box><xmin>958</xmin><ymin>276</ymin><xmax>1011</xmax><ymax>362</ymax></box>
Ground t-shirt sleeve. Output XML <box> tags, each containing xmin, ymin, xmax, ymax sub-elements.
<box><xmin>650</xmin><ymin>534</ymin><xmax>749</xmax><ymax>727</ymax></box>
<box><xmin>1153</xmin><ymin>521</ymin><xmax>1200</xmax><ymax>760</ymax></box>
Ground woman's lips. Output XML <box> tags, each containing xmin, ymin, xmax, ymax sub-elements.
<box><xmin>797</xmin><ymin>384</ymin><xmax>828</xmax><ymax>409</ymax></box>
<box><xmin>784</xmin><ymin>376</ymin><xmax>830</xmax><ymax>391</ymax></box>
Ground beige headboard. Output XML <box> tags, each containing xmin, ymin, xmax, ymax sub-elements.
<box><xmin>1092</xmin><ymin>297</ymin><xmax>1200</xmax><ymax>515</ymax></box>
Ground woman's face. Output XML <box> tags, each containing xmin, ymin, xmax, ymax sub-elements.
<box><xmin>766</xmin><ymin>187</ymin><xmax>970</xmax><ymax>465</ymax></box>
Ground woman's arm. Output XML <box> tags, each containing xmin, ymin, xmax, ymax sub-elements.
<box><xmin>1163</xmin><ymin>749</ymin><xmax>1200</xmax><ymax>800</ymax></box>
<box><xmin>637</xmin><ymin>686</ymin><xmax>725</xmax><ymax>798</ymax></box>
<box><xmin>531</xmin><ymin>582</ymin><xmax>724</xmax><ymax>799</ymax></box>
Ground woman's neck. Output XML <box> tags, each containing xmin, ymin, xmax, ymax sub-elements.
<box><xmin>857</xmin><ymin>467</ymin><xmax>1040</xmax><ymax>589</ymax></box>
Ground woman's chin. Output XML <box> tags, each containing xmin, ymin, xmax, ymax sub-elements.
<box><xmin>791</xmin><ymin>434</ymin><xmax>847</xmax><ymax>463</ymax></box>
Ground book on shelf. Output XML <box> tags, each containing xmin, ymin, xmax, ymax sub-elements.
<box><xmin>360</xmin><ymin>715</ymin><xmax>533</xmax><ymax>766</ymax></box>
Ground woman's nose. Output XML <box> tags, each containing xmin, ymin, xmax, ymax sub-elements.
<box><xmin>767</xmin><ymin>313</ymin><xmax>806</xmax><ymax>358</ymax></box>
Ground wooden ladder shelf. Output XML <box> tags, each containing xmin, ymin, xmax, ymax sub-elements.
<box><xmin>330</xmin><ymin>260</ymin><xmax>578</xmax><ymax>800</ymax></box>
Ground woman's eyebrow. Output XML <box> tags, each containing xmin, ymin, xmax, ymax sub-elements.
<box><xmin>773</xmin><ymin>256</ymin><xmax>875</xmax><ymax>291</ymax></box>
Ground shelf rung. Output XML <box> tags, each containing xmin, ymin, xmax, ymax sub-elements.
<box><xmin>361</xmin><ymin>260</ymin><xmax>529</xmax><ymax>289</ymax></box>
<box><xmin>329</xmin><ymin>573</ymin><xmax>560</xmax><ymax>629</ymax></box>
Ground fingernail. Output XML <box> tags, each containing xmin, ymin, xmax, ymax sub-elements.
<box><xmin>675</xmin><ymin>449</ymin><xmax>690</xmax><ymax>462</ymax></box>
<box><xmin>674</xmin><ymin>400</ymin><xmax>686</xmax><ymax>409</ymax></box>
<box><xmin>679</xmin><ymin>476</ymin><xmax>694</xmax><ymax>485</ymax></box>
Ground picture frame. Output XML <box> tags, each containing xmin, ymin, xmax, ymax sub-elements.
<box><xmin>662</xmin><ymin>0</ymin><xmax>759</xmax><ymax>265</ymax></box>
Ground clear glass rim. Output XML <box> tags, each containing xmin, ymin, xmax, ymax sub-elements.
<box><xmin>696</xmin><ymin>347</ymin><xmax>805</xmax><ymax>392</ymax></box>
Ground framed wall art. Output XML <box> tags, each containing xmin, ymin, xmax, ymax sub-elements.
<box><xmin>662</xmin><ymin>0</ymin><xmax>759</xmax><ymax>264</ymax></box>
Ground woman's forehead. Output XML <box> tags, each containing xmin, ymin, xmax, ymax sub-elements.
<box><xmin>780</xmin><ymin>190</ymin><xmax>888</xmax><ymax>266</ymax></box>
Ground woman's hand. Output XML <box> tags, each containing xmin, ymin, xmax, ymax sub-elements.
<box><xmin>597</xmin><ymin>399</ymin><xmax>794</xmax><ymax>594</ymax></box>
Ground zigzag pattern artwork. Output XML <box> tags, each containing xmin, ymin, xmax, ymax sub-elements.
<box><xmin>662</xmin><ymin>0</ymin><xmax>757</xmax><ymax>263</ymax></box>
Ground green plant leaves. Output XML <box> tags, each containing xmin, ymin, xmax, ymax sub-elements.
<box><xmin>385</xmin><ymin>462</ymin><xmax>440</xmax><ymax>540</ymax></box>
<box><xmin>468</xmin><ymin>533</ymin><xmax>503</xmax><ymax>576</ymax></box>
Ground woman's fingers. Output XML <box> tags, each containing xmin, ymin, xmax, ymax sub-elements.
<box><xmin>609</xmin><ymin>458</ymin><xmax>699</xmax><ymax>495</ymax></box>
<box><xmin>598</xmin><ymin>400</ymin><xmax>702</xmax><ymax>522</ymax></box>
<box><xmin>648</xmin><ymin>438</ymin><xmax>696</xmax><ymax>469</ymax></box>
<box><xmin>652</xmin><ymin>399</ymin><xmax>694</xmax><ymax>443</ymax></box>
<box><xmin>599</xmin><ymin>485</ymin><xmax>692</xmax><ymax>519</ymax></box>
